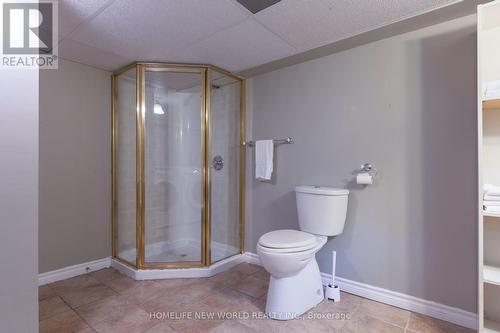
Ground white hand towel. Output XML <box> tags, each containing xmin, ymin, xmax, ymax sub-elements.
<box><xmin>485</xmin><ymin>206</ymin><xmax>500</xmax><ymax>213</ymax></box>
<box><xmin>484</xmin><ymin>81</ymin><xmax>500</xmax><ymax>97</ymax></box>
<box><xmin>484</xmin><ymin>184</ymin><xmax>500</xmax><ymax>196</ymax></box>
<box><xmin>255</xmin><ymin>140</ymin><xmax>274</xmax><ymax>181</ymax></box>
<box><xmin>484</xmin><ymin>201</ymin><xmax>500</xmax><ymax>207</ymax></box>
<box><xmin>486</xmin><ymin>89</ymin><xmax>500</xmax><ymax>99</ymax></box>
<box><xmin>486</xmin><ymin>81</ymin><xmax>500</xmax><ymax>90</ymax></box>
<box><xmin>484</xmin><ymin>195</ymin><xmax>500</xmax><ymax>201</ymax></box>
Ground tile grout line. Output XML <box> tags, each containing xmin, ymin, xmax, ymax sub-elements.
<box><xmin>43</xmin><ymin>270</ymin><xmax>126</xmax><ymax>331</ymax></box>
<box><xmin>404</xmin><ymin>313</ymin><xmax>411</xmax><ymax>332</ymax></box>
<box><xmin>61</xmin><ymin>277</ymin><xmax>109</xmax><ymax>333</ymax></box>
<box><xmin>72</xmin><ymin>306</ymin><xmax>96</xmax><ymax>333</ymax></box>
<box><xmin>38</xmin><ymin>295</ymin><xmax>74</xmax><ymax>323</ymax></box>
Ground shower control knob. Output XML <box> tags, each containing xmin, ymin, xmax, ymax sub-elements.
<box><xmin>212</xmin><ymin>155</ymin><xmax>224</xmax><ymax>171</ymax></box>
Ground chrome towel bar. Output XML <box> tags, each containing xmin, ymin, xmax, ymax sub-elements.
<box><xmin>243</xmin><ymin>137</ymin><xmax>294</xmax><ymax>147</ymax></box>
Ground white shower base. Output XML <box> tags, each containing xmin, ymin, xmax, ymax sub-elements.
<box><xmin>112</xmin><ymin>251</ymin><xmax>245</xmax><ymax>280</ymax></box>
<box><xmin>118</xmin><ymin>239</ymin><xmax>240</xmax><ymax>266</ymax></box>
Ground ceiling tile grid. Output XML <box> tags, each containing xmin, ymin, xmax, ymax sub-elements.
<box><xmin>58</xmin><ymin>37</ymin><xmax>132</xmax><ymax>71</ymax></box>
<box><xmin>319</xmin><ymin>0</ymin><xmax>461</xmax><ymax>41</ymax></box>
<box><xmin>59</xmin><ymin>0</ymin><xmax>115</xmax><ymax>38</ymax></box>
<box><xmin>56</xmin><ymin>0</ymin><xmax>464</xmax><ymax>72</ymax></box>
<box><xmin>68</xmin><ymin>0</ymin><xmax>250</xmax><ymax>61</ymax></box>
<box><xmin>180</xmin><ymin>18</ymin><xmax>297</xmax><ymax>72</ymax></box>
<box><xmin>253</xmin><ymin>0</ymin><xmax>344</xmax><ymax>50</ymax></box>
<box><xmin>254</xmin><ymin>0</ymin><xmax>461</xmax><ymax>52</ymax></box>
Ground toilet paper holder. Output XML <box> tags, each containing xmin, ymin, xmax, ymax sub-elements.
<box><xmin>358</xmin><ymin>163</ymin><xmax>378</xmax><ymax>176</ymax></box>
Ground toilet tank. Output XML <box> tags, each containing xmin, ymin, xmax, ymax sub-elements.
<box><xmin>295</xmin><ymin>186</ymin><xmax>349</xmax><ymax>236</ymax></box>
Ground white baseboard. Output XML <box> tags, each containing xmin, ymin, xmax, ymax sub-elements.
<box><xmin>243</xmin><ymin>252</ymin><xmax>477</xmax><ymax>330</ymax></box>
<box><xmin>38</xmin><ymin>257</ymin><xmax>111</xmax><ymax>286</ymax></box>
<box><xmin>39</xmin><ymin>252</ymin><xmax>245</xmax><ymax>286</ymax></box>
<box><xmin>321</xmin><ymin>272</ymin><xmax>477</xmax><ymax>330</ymax></box>
<box><xmin>244</xmin><ymin>252</ymin><xmax>261</xmax><ymax>265</ymax></box>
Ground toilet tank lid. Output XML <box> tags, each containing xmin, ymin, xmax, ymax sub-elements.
<box><xmin>295</xmin><ymin>186</ymin><xmax>349</xmax><ymax>196</ymax></box>
<box><xmin>259</xmin><ymin>230</ymin><xmax>317</xmax><ymax>249</ymax></box>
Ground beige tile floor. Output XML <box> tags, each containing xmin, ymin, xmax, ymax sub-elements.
<box><xmin>38</xmin><ymin>263</ymin><xmax>475</xmax><ymax>333</ymax></box>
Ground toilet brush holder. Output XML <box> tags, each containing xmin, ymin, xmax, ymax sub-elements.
<box><xmin>327</xmin><ymin>250</ymin><xmax>340</xmax><ymax>302</ymax></box>
<box><xmin>325</xmin><ymin>284</ymin><xmax>341</xmax><ymax>302</ymax></box>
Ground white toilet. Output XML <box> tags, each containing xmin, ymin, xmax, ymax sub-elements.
<box><xmin>257</xmin><ymin>185</ymin><xmax>349</xmax><ymax>320</ymax></box>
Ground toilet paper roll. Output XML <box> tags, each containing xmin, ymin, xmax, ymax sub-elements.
<box><xmin>356</xmin><ymin>172</ymin><xmax>373</xmax><ymax>185</ymax></box>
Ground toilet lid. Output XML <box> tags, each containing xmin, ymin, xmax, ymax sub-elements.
<box><xmin>259</xmin><ymin>230</ymin><xmax>317</xmax><ymax>249</ymax></box>
<box><xmin>295</xmin><ymin>185</ymin><xmax>349</xmax><ymax>196</ymax></box>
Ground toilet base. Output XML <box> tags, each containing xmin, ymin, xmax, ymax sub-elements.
<box><xmin>265</xmin><ymin>259</ymin><xmax>324</xmax><ymax>320</ymax></box>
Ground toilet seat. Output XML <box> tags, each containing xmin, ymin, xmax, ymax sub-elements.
<box><xmin>259</xmin><ymin>229</ymin><xmax>317</xmax><ymax>248</ymax></box>
<box><xmin>258</xmin><ymin>242</ymin><xmax>317</xmax><ymax>254</ymax></box>
<box><xmin>258</xmin><ymin>230</ymin><xmax>324</xmax><ymax>253</ymax></box>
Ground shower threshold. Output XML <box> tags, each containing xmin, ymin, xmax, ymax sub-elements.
<box><xmin>111</xmin><ymin>253</ymin><xmax>246</xmax><ymax>280</ymax></box>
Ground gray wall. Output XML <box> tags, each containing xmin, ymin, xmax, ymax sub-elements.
<box><xmin>39</xmin><ymin>59</ymin><xmax>111</xmax><ymax>273</ymax></box>
<box><xmin>247</xmin><ymin>15</ymin><xmax>478</xmax><ymax>312</ymax></box>
<box><xmin>0</xmin><ymin>69</ymin><xmax>39</xmax><ymax>331</ymax></box>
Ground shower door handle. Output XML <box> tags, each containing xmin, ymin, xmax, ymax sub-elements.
<box><xmin>212</xmin><ymin>155</ymin><xmax>223</xmax><ymax>171</ymax></box>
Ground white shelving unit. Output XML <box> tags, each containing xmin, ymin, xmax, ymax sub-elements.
<box><xmin>484</xmin><ymin>266</ymin><xmax>500</xmax><ymax>287</ymax></box>
<box><xmin>485</xmin><ymin>319</ymin><xmax>500</xmax><ymax>333</ymax></box>
<box><xmin>484</xmin><ymin>211</ymin><xmax>500</xmax><ymax>218</ymax></box>
<box><xmin>479</xmin><ymin>2</ymin><xmax>500</xmax><ymax>331</ymax></box>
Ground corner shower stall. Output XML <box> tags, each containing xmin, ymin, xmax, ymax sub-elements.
<box><xmin>112</xmin><ymin>63</ymin><xmax>245</xmax><ymax>271</ymax></box>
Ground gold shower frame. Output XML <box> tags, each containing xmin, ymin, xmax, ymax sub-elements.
<box><xmin>111</xmin><ymin>62</ymin><xmax>246</xmax><ymax>270</ymax></box>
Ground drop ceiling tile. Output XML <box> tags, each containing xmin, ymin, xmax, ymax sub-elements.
<box><xmin>59</xmin><ymin>0</ymin><xmax>113</xmax><ymax>37</ymax></box>
<box><xmin>69</xmin><ymin>0</ymin><xmax>250</xmax><ymax>61</ymax></box>
<box><xmin>253</xmin><ymin>0</ymin><xmax>337</xmax><ymax>50</ymax></box>
<box><xmin>57</xmin><ymin>0</ymin><xmax>462</xmax><ymax>73</ymax></box>
<box><xmin>320</xmin><ymin>0</ymin><xmax>461</xmax><ymax>36</ymax></box>
<box><xmin>254</xmin><ymin>0</ymin><xmax>459</xmax><ymax>51</ymax></box>
<box><xmin>180</xmin><ymin>18</ymin><xmax>296</xmax><ymax>72</ymax></box>
<box><xmin>59</xmin><ymin>38</ymin><xmax>132</xmax><ymax>71</ymax></box>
